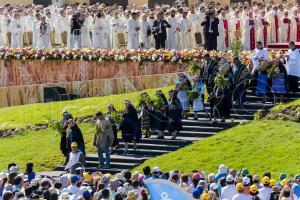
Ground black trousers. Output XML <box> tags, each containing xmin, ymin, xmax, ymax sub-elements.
<box><xmin>205</xmin><ymin>33</ymin><xmax>217</xmax><ymax>50</ymax></box>
<box><xmin>288</xmin><ymin>75</ymin><xmax>299</xmax><ymax>93</ymax></box>
<box><xmin>155</xmin><ymin>35</ymin><xmax>166</xmax><ymax>49</ymax></box>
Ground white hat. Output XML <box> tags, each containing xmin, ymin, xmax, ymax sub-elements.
<box><xmin>226</xmin><ymin>175</ymin><xmax>234</xmax><ymax>182</ymax></box>
<box><xmin>210</xmin><ymin>183</ymin><xmax>218</xmax><ymax>190</ymax></box>
<box><xmin>59</xmin><ymin>175</ymin><xmax>69</xmax><ymax>189</ymax></box>
<box><xmin>218</xmin><ymin>164</ymin><xmax>228</xmax><ymax>174</ymax></box>
<box><xmin>115</xmin><ymin>173</ymin><xmax>126</xmax><ymax>182</ymax></box>
<box><xmin>242</xmin><ymin>177</ymin><xmax>251</xmax><ymax>185</ymax></box>
<box><xmin>153</xmin><ymin>167</ymin><xmax>161</xmax><ymax>173</ymax></box>
<box><xmin>9</xmin><ymin>166</ymin><xmax>19</xmax><ymax>174</ymax></box>
<box><xmin>117</xmin><ymin>186</ymin><xmax>126</xmax><ymax>195</ymax></box>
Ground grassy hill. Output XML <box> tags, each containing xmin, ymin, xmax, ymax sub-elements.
<box><xmin>133</xmin><ymin>119</ymin><xmax>300</xmax><ymax>179</ymax></box>
<box><xmin>0</xmin><ymin>86</ymin><xmax>173</xmax><ymax>130</ymax></box>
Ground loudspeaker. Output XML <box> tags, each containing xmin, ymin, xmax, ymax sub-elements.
<box><xmin>43</xmin><ymin>86</ymin><xmax>79</xmax><ymax>103</ymax></box>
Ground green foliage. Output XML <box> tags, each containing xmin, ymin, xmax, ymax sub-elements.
<box><xmin>152</xmin><ymin>94</ymin><xmax>165</xmax><ymax>109</ymax></box>
<box><xmin>214</xmin><ymin>73</ymin><xmax>229</xmax><ymax>88</ymax></box>
<box><xmin>109</xmin><ymin>111</ymin><xmax>124</xmax><ymax>125</ymax></box>
<box><xmin>46</xmin><ymin>118</ymin><xmax>64</xmax><ymax>135</ymax></box>
<box><xmin>187</xmin><ymin>89</ymin><xmax>200</xmax><ymax>101</ymax></box>
<box><xmin>267</xmin><ymin>66</ymin><xmax>280</xmax><ymax>78</ymax></box>
<box><xmin>230</xmin><ymin>38</ymin><xmax>243</xmax><ymax>58</ymax></box>
<box><xmin>254</xmin><ymin>109</ymin><xmax>264</xmax><ymax>120</ymax></box>
<box><xmin>188</xmin><ymin>60</ymin><xmax>203</xmax><ymax>75</ymax></box>
<box><xmin>137</xmin><ymin>94</ymin><xmax>154</xmax><ymax>108</ymax></box>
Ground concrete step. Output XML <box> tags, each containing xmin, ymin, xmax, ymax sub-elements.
<box><xmin>187</xmin><ymin>112</ymin><xmax>254</xmax><ymax>120</ymax></box>
<box><xmin>55</xmin><ymin>166</ymin><xmax>122</xmax><ymax>174</ymax></box>
<box><xmin>181</xmin><ymin>125</ymin><xmax>223</xmax><ymax>132</ymax></box>
<box><xmin>182</xmin><ymin>119</ymin><xmax>238</xmax><ymax>128</ymax></box>
<box><xmin>117</xmin><ymin>143</ymin><xmax>181</xmax><ymax>151</ymax></box>
<box><xmin>117</xmin><ymin>138</ymin><xmax>191</xmax><ymax>146</ymax></box>
<box><xmin>150</xmin><ymin>130</ymin><xmax>216</xmax><ymax>138</ymax></box>
<box><xmin>112</xmin><ymin>149</ymin><xmax>171</xmax><ymax>156</ymax></box>
<box><xmin>85</xmin><ymin>154</ymin><xmax>148</xmax><ymax>163</ymax></box>
<box><xmin>85</xmin><ymin>161</ymin><xmax>139</xmax><ymax>169</ymax></box>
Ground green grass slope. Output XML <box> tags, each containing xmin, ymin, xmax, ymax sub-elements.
<box><xmin>0</xmin><ymin>86</ymin><xmax>173</xmax><ymax>130</ymax></box>
<box><xmin>133</xmin><ymin>120</ymin><xmax>300</xmax><ymax>178</ymax></box>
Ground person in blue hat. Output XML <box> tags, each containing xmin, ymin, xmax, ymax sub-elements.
<box><xmin>192</xmin><ymin>185</ymin><xmax>204</xmax><ymax>199</ymax></box>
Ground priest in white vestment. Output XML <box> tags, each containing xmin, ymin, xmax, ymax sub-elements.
<box><xmin>10</xmin><ymin>13</ymin><xmax>22</xmax><ymax>48</ymax></box>
<box><xmin>36</xmin><ymin>16</ymin><xmax>51</xmax><ymax>48</ymax></box>
<box><xmin>127</xmin><ymin>12</ymin><xmax>140</xmax><ymax>50</ymax></box>
<box><xmin>251</xmin><ymin>41</ymin><xmax>269</xmax><ymax>74</ymax></box>
<box><xmin>1</xmin><ymin>10</ymin><xmax>11</xmax><ymax>47</ymax></box>
<box><xmin>140</xmin><ymin>15</ymin><xmax>151</xmax><ymax>49</ymax></box>
<box><xmin>217</xmin><ymin>10</ymin><xmax>229</xmax><ymax>51</ymax></box>
<box><xmin>286</xmin><ymin>42</ymin><xmax>300</xmax><ymax>92</ymax></box>
<box><xmin>279</xmin><ymin>11</ymin><xmax>291</xmax><ymax>43</ymax></box>
<box><xmin>54</xmin><ymin>10</ymin><xmax>68</xmax><ymax>47</ymax></box>
<box><xmin>242</xmin><ymin>11</ymin><xmax>257</xmax><ymax>50</ymax></box>
<box><xmin>179</xmin><ymin>10</ymin><xmax>192</xmax><ymax>50</ymax></box>
<box><xmin>187</xmin><ymin>7</ymin><xmax>200</xmax><ymax>48</ymax></box>
<box><xmin>166</xmin><ymin>9</ymin><xmax>180</xmax><ymax>50</ymax></box>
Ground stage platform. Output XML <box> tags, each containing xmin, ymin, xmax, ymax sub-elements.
<box><xmin>267</xmin><ymin>42</ymin><xmax>300</xmax><ymax>50</ymax></box>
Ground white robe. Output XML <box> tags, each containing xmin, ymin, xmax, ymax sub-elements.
<box><xmin>32</xmin><ymin>19</ymin><xmax>40</xmax><ymax>48</ymax></box>
<box><xmin>266</xmin><ymin>11</ymin><xmax>280</xmax><ymax>43</ymax></box>
<box><xmin>10</xmin><ymin>19</ymin><xmax>22</xmax><ymax>48</ymax></box>
<box><xmin>127</xmin><ymin>18</ymin><xmax>139</xmax><ymax>49</ymax></box>
<box><xmin>166</xmin><ymin>16</ymin><xmax>180</xmax><ymax>50</ymax></box>
<box><xmin>279</xmin><ymin>17</ymin><xmax>291</xmax><ymax>43</ymax></box>
<box><xmin>251</xmin><ymin>48</ymin><xmax>269</xmax><ymax>74</ymax></box>
<box><xmin>217</xmin><ymin>16</ymin><xmax>228</xmax><ymax>51</ymax></box>
<box><xmin>81</xmin><ymin>17</ymin><xmax>93</xmax><ymax>48</ymax></box>
<box><xmin>178</xmin><ymin>18</ymin><xmax>192</xmax><ymax>50</ymax></box>
<box><xmin>187</xmin><ymin>13</ymin><xmax>200</xmax><ymax>48</ymax></box>
<box><xmin>286</xmin><ymin>49</ymin><xmax>300</xmax><ymax>77</ymax></box>
<box><xmin>242</xmin><ymin>17</ymin><xmax>256</xmax><ymax>50</ymax></box>
<box><xmin>139</xmin><ymin>20</ymin><xmax>150</xmax><ymax>49</ymax></box>
<box><xmin>36</xmin><ymin>22</ymin><xmax>51</xmax><ymax>49</ymax></box>
<box><xmin>290</xmin><ymin>16</ymin><xmax>299</xmax><ymax>42</ymax></box>
<box><xmin>110</xmin><ymin>18</ymin><xmax>124</xmax><ymax>49</ymax></box>
<box><xmin>1</xmin><ymin>16</ymin><xmax>11</xmax><ymax>46</ymax></box>
<box><xmin>256</xmin><ymin>16</ymin><xmax>268</xmax><ymax>47</ymax></box>
<box><xmin>92</xmin><ymin>18</ymin><xmax>104</xmax><ymax>49</ymax></box>
<box><xmin>54</xmin><ymin>15</ymin><xmax>68</xmax><ymax>45</ymax></box>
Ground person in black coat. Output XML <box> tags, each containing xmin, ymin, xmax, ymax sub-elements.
<box><xmin>201</xmin><ymin>10</ymin><xmax>219</xmax><ymax>50</ymax></box>
<box><xmin>152</xmin><ymin>12</ymin><xmax>171</xmax><ymax>49</ymax></box>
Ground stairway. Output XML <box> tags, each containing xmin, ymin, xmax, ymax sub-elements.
<box><xmin>54</xmin><ymin>90</ymin><xmax>300</xmax><ymax>175</ymax></box>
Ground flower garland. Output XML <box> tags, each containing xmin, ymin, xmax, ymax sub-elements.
<box><xmin>0</xmin><ymin>47</ymin><xmax>285</xmax><ymax>64</ymax></box>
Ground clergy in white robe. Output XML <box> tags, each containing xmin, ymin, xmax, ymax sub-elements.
<box><xmin>197</xmin><ymin>7</ymin><xmax>206</xmax><ymax>44</ymax></box>
<box><xmin>286</xmin><ymin>42</ymin><xmax>300</xmax><ymax>92</ymax></box>
<box><xmin>266</xmin><ymin>8</ymin><xmax>280</xmax><ymax>43</ymax></box>
<box><xmin>54</xmin><ymin>10</ymin><xmax>68</xmax><ymax>46</ymax></box>
<box><xmin>81</xmin><ymin>15</ymin><xmax>93</xmax><ymax>48</ymax></box>
<box><xmin>229</xmin><ymin>11</ymin><xmax>242</xmax><ymax>42</ymax></box>
<box><xmin>10</xmin><ymin>14</ymin><xmax>22</xmax><ymax>48</ymax></box>
<box><xmin>251</xmin><ymin>42</ymin><xmax>269</xmax><ymax>74</ymax></box>
<box><xmin>166</xmin><ymin>9</ymin><xmax>180</xmax><ymax>50</ymax></box>
<box><xmin>32</xmin><ymin>14</ymin><xmax>41</xmax><ymax>48</ymax></box>
<box><xmin>46</xmin><ymin>12</ymin><xmax>55</xmax><ymax>45</ymax></box>
<box><xmin>1</xmin><ymin>11</ymin><xmax>11</xmax><ymax>47</ymax></box>
<box><xmin>92</xmin><ymin>13</ymin><xmax>104</xmax><ymax>49</ymax></box>
<box><xmin>36</xmin><ymin>16</ymin><xmax>51</xmax><ymax>49</ymax></box>
<box><xmin>127</xmin><ymin>12</ymin><xmax>140</xmax><ymax>50</ymax></box>
<box><xmin>217</xmin><ymin>10</ymin><xmax>229</xmax><ymax>51</ymax></box>
<box><xmin>187</xmin><ymin>7</ymin><xmax>200</xmax><ymax>48</ymax></box>
<box><xmin>178</xmin><ymin>11</ymin><xmax>192</xmax><ymax>50</ymax></box>
<box><xmin>279</xmin><ymin>12</ymin><xmax>291</xmax><ymax>43</ymax></box>
<box><xmin>242</xmin><ymin>12</ymin><xmax>257</xmax><ymax>50</ymax></box>
<box><xmin>148</xmin><ymin>12</ymin><xmax>156</xmax><ymax>49</ymax></box>
<box><xmin>290</xmin><ymin>9</ymin><xmax>300</xmax><ymax>43</ymax></box>
<box><xmin>110</xmin><ymin>13</ymin><xmax>124</xmax><ymax>49</ymax></box>
<box><xmin>256</xmin><ymin>10</ymin><xmax>269</xmax><ymax>48</ymax></box>
<box><xmin>24</xmin><ymin>10</ymin><xmax>34</xmax><ymax>46</ymax></box>
<box><xmin>140</xmin><ymin>15</ymin><xmax>151</xmax><ymax>49</ymax></box>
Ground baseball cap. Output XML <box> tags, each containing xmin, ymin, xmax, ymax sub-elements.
<box><xmin>241</xmin><ymin>168</ymin><xmax>249</xmax><ymax>176</ymax></box>
<box><xmin>280</xmin><ymin>179</ymin><xmax>287</xmax><ymax>187</ymax></box>
<box><xmin>71</xmin><ymin>175</ymin><xmax>79</xmax><ymax>183</ymax></box>
<box><xmin>236</xmin><ymin>183</ymin><xmax>244</xmax><ymax>191</ymax></box>
<box><xmin>193</xmin><ymin>173</ymin><xmax>201</xmax><ymax>180</ymax></box>
<box><xmin>250</xmin><ymin>184</ymin><xmax>258</xmax><ymax>193</ymax></box>
<box><xmin>279</xmin><ymin>172</ymin><xmax>287</xmax><ymax>180</ymax></box>
<box><xmin>270</xmin><ymin>179</ymin><xmax>276</xmax><ymax>187</ymax></box>
<box><xmin>153</xmin><ymin>167</ymin><xmax>161</xmax><ymax>173</ymax></box>
<box><xmin>201</xmin><ymin>192</ymin><xmax>209</xmax><ymax>200</ymax></box>
<box><xmin>262</xmin><ymin>176</ymin><xmax>270</xmax><ymax>185</ymax></box>
<box><xmin>242</xmin><ymin>177</ymin><xmax>251</xmax><ymax>186</ymax></box>
<box><xmin>226</xmin><ymin>175</ymin><xmax>234</xmax><ymax>182</ymax></box>
<box><xmin>71</xmin><ymin>142</ymin><xmax>77</xmax><ymax>147</ymax></box>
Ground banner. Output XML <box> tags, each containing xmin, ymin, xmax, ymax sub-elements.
<box><xmin>144</xmin><ymin>179</ymin><xmax>194</xmax><ymax>200</ymax></box>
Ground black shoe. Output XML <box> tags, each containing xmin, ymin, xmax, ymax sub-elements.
<box><xmin>156</xmin><ymin>135</ymin><xmax>164</xmax><ymax>139</ymax></box>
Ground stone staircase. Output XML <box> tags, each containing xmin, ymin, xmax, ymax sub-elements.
<box><xmin>53</xmin><ymin>90</ymin><xmax>300</xmax><ymax>175</ymax></box>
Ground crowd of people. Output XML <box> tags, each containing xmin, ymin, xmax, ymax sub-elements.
<box><xmin>1</xmin><ymin>162</ymin><xmax>300</xmax><ymax>200</ymax></box>
<box><xmin>0</xmin><ymin>0</ymin><xmax>300</xmax><ymax>50</ymax></box>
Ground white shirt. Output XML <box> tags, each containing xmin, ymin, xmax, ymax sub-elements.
<box><xmin>232</xmin><ymin>193</ymin><xmax>252</xmax><ymax>200</ymax></box>
<box><xmin>286</xmin><ymin>49</ymin><xmax>300</xmax><ymax>76</ymax></box>
<box><xmin>67</xmin><ymin>185</ymin><xmax>80</xmax><ymax>195</ymax></box>
<box><xmin>258</xmin><ymin>186</ymin><xmax>272</xmax><ymax>200</ymax></box>
<box><xmin>251</xmin><ymin>48</ymin><xmax>269</xmax><ymax>73</ymax></box>
<box><xmin>221</xmin><ymin>184</ymin><xmax>238</xmax><ymax>200</ymax></box>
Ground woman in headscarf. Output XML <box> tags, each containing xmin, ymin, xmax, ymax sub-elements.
<box><xmin>270</xmin><ymin>58</ymin><xmax>288</xmax><ymax>103</ymax></box>
<box><xmin>175</xmin><ymin>73</ymin><xmax>192</xmax><ymax>119</ymax></box>
<box><xmin>120</xmin><ymin>100</ymin><xmax>141</xmax><ymax>155</ymax></box>
<box><xmin>167</xmin><ymin>90</ymin><xmax>182</xmax><ymax>139</ymax></box>
<box><xmin>152</xmin><ymin>90</ymin><xmax>168</xmax><ymax>139</ymax></box>
<box><xmin>61</xmin><ymin>110</ymin><xmax>73</xmax><ymax>164</ymax></box>
<box><xmin>192</xmin><ymin>77</ymin><xmax>205</xmax><ymax>120</ymax></box>
<box><xmin>105</xmin><ymin>104</ymin><xmax>119</xmax><ymax>149</ymax></box>
<box><xmin>67</xmin><ymin>119</ymin><xmax>86</xmax><ymax>156</ymax></box>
